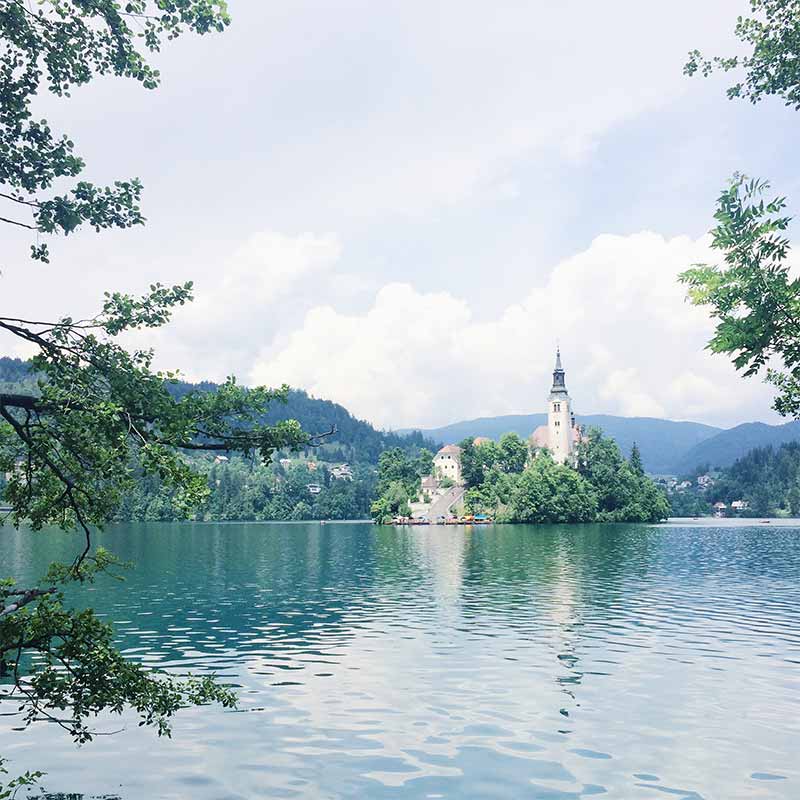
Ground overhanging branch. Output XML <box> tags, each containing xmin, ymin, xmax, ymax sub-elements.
<box><xmin>0</xmin><ymin>587</ymin><xmax>57</xmax><ymax>618</ymax></box>
<box><xmin>0</xmin><ymin>393</ymin><xmax>41</xmax><ymax>412</ymax></box>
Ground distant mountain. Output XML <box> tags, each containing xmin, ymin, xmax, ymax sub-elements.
<box><xmin>11</xmin><ymin>351</ymin><xmax>800</xmax><ymax>475</ymax></box>
<box><xmin>400</xmin><ymin>413</ymin><xmax>722</xmax><ymax>474</ymax></box>
<box><xmin>580</xmin><ymin>415</ymin><xmax>722</xmax><ymax>474</ymax></box>
<box><xmin>671</xmin><ymin>420</ymin><xmax>800</xmax><ymax>475</ymax></box>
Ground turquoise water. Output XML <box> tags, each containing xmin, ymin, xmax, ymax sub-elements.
<box><xmin>1</xmin><ymin>521</ymin><xmax>799</xmax><ymax>799</ymax></box>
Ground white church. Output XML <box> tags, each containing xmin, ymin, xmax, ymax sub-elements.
<box><xmin>527</xmin><ymin>348</ymin><xmax>582</xmax><ymax>464</ymax></box>
<box><xmin>427</xmin><ymin>349</ymin><xmax>582</xmax><ymax>489</ymax></box>
<box><xmin>408</xmin><ymin>350</ymin><xmax>582</xmax><ymax>517</ymax></box>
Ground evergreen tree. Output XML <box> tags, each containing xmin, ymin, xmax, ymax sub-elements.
<box><xmin>630</xmin><ymin>442</ymin><xmax>644</xmax><ymax>476</ymax></box>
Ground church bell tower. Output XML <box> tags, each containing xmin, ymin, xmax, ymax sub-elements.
<box><xmin>548</xmin><ymin>348</ymin><xmax>574</xmax><ymax>464</ymax></box>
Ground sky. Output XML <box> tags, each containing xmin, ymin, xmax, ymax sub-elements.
<box><xmin>3</xmin><ymin>0</ymin><xmax>800</xmax><ymax>431</ymax></box>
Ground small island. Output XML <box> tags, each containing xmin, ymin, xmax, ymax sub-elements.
<box><xmin>371</xmin><ymin>351</ymin><xmax>669</xmax><ymax>525</ymax></box>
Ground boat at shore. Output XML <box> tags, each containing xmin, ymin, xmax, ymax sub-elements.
<box><xmin>392</xmin><ymin>515</ymin><xmax>494</xmax><ymax>526</ymax></box>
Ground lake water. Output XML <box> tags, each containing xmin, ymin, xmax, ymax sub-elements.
<box><xmin>1</xmin><ymin>521</ymin><xmax>799</xmax><ymax>799</ymax></box>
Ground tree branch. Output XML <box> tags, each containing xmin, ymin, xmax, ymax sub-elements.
<box><xmin>0</xmin><ymin>192</ymin><xmax>42</xmax><ymax>209</ymax></box>
<box><xmin>0</xmin><ymin>393</ymin><xmax>42</xmax><ymax>412</ymax></box>
<box><xmin>0</xmin><ymin>215</ymin><xmax>37</xmax><ymax>230</ymax></box>
<box><xmin>0</xmin><ymin>588</ymin><xmax>56</xmax><ymax>618</ymax></box>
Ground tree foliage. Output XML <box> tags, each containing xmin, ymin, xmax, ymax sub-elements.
<box><xmin>410</xmin><ymin>430</ymin><xmax>669</xmax><ymax>525</ymax></box>
<box><xmin>1</xmin><ymin>0</ymin><xmax>230</xmax><ymax>261</ymax></box>
<box><xmin>630</xmin><ymin>442</ymin><xmax>644</xmax><ymax>476</ymax></box>
<box><xmin>680</xmin><ymin>175</ymin><xmax>800</xmax><ymax>417</ymax></box>
<box><xmin>0</xmin><ymin>757</ymin><xmax>42</xmax><ymax>800</ymax></box>
<box><xmin>0</xmin><ymin>0</ymin><xmax>322</xmax><ymax>782</ymax></box>
<box><xmin>506</xmin><ymin>453</ymin><xmax>597</xmax><ymax>524</ymax></box>
<box><xmin>458</xmin><ymin>435</ymin><xmax>527</xmax><ymax>488</ymax></box>
<box><xmin>685</xmin><ymin>0</ymin><xmax>800</xmax><ymax>108</ymax></box>
<box><xmin>575</xmin><ymin>428</ymin><xmax>670</xmax><ymax>523</ymax></box>
<box><xmin>370</xmin><ymin>448</ymin><xmax>424</xmax><ymax>523</ymax></box>
<box><xmin>112</xmin><ymin>457</ymin><xmax>378</xmax><ymax>522</ymax></box>
<box><xmin>0</xmin><ymin>288</ymin><xmax>328</xmax><ymax>752</ymax></box>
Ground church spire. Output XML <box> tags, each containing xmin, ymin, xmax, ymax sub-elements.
<box><xmin>550</xmin><ymin>347</ymin><xmax>567</xmax><ymax>395</ymax></box>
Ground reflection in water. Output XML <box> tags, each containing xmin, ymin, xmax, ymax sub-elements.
<box><xmin>1</xmin><ymin>521</ymin><xmax>799</xmax><ymax>799</ymax></box>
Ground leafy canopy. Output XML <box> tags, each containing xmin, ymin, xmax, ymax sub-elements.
<box><xmin>680</xmin><ymin>175</ymin><xmax>800</xmax><ymax>417</ymax></box>
<box><xmin>0</xmin><ymin>285</ymin><xmax>324</xmax><ymax>746</ymax></box>
<box><xmin>0</xmin><ymin>0</ymin><xmax>229</xmax><ymax>260</ymax></box>
<box><xmin>685</xmin><ymin>0</ymin><xmax>800</xmax><ymax>108</ymax></box>
<box><xmin>0</xmin><ymin>0</ymin><xmax>326</xmax><ymax>772</ymax></box>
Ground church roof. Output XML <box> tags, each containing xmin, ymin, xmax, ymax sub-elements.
<box><xmin>473</xmin><ymin>436</ymin><xmax>492</xmax><ymax>446</ymax></box>
<box><xmin>436</xmin><ymin>444</ymin><xmax>462</xmax><ymax>457</ymax></box>
<box><xmin>529</xmin><ymin>425</ymin><xmax>549</xmax><ymax>449</ymax></box>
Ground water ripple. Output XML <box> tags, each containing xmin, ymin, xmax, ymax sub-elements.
<box><xmin>1</xmin><ymin>521</ymin><xmax>799</xmax><ymax>798</ymax></box>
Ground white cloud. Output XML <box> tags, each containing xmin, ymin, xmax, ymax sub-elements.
<box><xmin>131</xmin><ymin>231</ymin><xmax>342</xmax><ymax>382</ymax></box>
<box><xmin>250</xmin><ymin>231</ymin><xmax>778</xmax><ymax>429</ymax></box>
<box><xmin>186</xmin><ymin>230</ymin><xmax>341</xmax><ymax>322</ymax></box>
<box><xmin>0</xmin><ymin>0</ymin><xmax>781</xmax><ymax>435</ymax></box>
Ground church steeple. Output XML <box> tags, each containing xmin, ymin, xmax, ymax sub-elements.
<box><xmin>546</xmin><ymin>347</ymin><xmax>574</xmax><ymax>464</ymax></box>
<box><xmin>550</xmin><ymin>347</ymin><xmax>568</xmax><ymax>396</ymax></box>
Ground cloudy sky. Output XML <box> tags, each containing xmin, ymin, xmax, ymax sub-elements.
<box><xmin>3</xmin><ymin>1</ymin><xmax>800</xmax><ymax>430</ymax></box>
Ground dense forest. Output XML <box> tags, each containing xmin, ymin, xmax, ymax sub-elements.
<box><xmin>0</xmin><ymin>357</ymin><xmax>435</xmax><ymax>521</ymax></box>
<box><xmin>0</xmin><ymin>357</ymin><xmax>37</xmax><ymax>394</ymax></box>
<box><xmin>108</xmin><ymin>456</ymin><xmax>382</xmax><ymax>522</ymax></box>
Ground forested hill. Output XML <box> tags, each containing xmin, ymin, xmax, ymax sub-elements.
<box><xmin>0</xmin><ymin>357</ymin><xmax>437</xmax><ymax>464</ymax></box>
<box><xmin>0</xmin><ymin>356</ymin><xmax>37</xmax><ymax>393</ymax></box>
<box><xmin>706</xmin><ymin>442</ymin><xmax>800</xmax><ymax>517</ymax></box>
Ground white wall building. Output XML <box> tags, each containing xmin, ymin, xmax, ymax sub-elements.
<box><xmin>434</xmin><ymin>444</ymin><xmax>463</xmax><ymax>484</ymax></box>
<box><xmin>529</xmin><ymin>349</ymin><xmax>581</xmax><ymax>464</ymax></box>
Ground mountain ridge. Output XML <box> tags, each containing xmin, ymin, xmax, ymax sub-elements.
<box><xmin>671</xmin><ymin>419</ymin><xmax>800</xmax><ymax>475</ymax></box>
<box><xmin>397</xmin><ymin>413</ymin><xmax>800</xmax><ymax>474</ymax></box>
<box><xmin>7</xmin><ymin>354</ymin><xmax>798</xmax><ymax>475</ymax></box>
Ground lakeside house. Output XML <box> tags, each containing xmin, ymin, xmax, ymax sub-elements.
<box><xmin>420</xmin><ymin>475</ymin><xmax>439</xmax><ymax>498</ymax></box>
<box><xmin>331</xmin><ymin>464</ymin><xmax>353</xmax><ymax>481</ymax></box>
<box><xmin>433</xmin><ymin>444</ymin><xmax>463</xmax><ymax>484</ymax></box>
